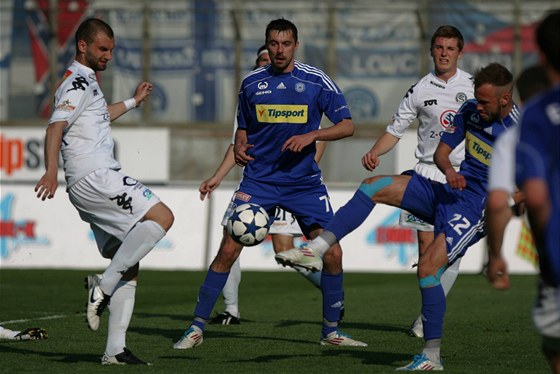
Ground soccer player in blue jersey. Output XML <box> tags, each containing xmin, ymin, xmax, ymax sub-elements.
<box><xmin>174</xmin><ymin>18</ymin><xmax>361</xmax><ymax>349</ymax></box>
<box><xmin>515</xmin><ymin>10</ymin><xmax>560</xmax><ymax>373</ymax></box>
<box><xmin>276</xmin><ymin>62</ymin><xmax>520</xmax><ymax>370</ymax></box>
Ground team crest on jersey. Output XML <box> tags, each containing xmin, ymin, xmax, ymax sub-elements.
<box><xmin>235</xmin><ymin>192</ymin><xmax>251</xmax><ymax>202</ymax></box>
<box><xmin>295</xmin><ymin>82</ymin><xmax>305</xmax><ymax>92</ymax></box>
<box><xmin>440</xmin><ymin>109</ymin><xmax>457</xmax><ymax>129</ymax></box>
<box><xmin>456</xmin><ymin>92</ymin><xmax>467</xmax><ymax>102</ymax></box>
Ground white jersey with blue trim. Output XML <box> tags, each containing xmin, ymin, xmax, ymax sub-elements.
<box><xmin>386</xmin><ymin>68</ymin><xmax>473</xmax><ymax>168</ymax></box>
<box><xmin>236</xmin><ymin>61</ymin><xmax>351</xmax><ymax>186</ymax></box>
<box><xmin>49</xmin><ymin>60</ymin><xmax>120</xmax><ymax>187</ymax></box>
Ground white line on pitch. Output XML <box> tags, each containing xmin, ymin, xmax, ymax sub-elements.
<box><xmin>0</xmin><ymin>314</ymin><xmax>67</xmax><ymax>325</ymax></box>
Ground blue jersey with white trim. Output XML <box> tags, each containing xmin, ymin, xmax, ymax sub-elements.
<box><xmin>236</xmin><ymin>60</ymin><xmax>351</xmax><ymax>185</ymax></box>
<box><xmin>441</xmin><ymin>99</ymin><xmax>519</xmax><ymax>192</ymax></box>
<box><xmin>516</xmin><ymin>85</ymin><xmax>560</xmax><ymax>286</ymax></box>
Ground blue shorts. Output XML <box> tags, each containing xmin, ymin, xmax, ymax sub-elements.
<box><xmin>400</xmin><ymin>172</ymin><xmax>487</xmax><ymax>264</ymax></box>
<box><xmin>225</xmin><ymin>177</ymin><xmax>333</xmax><ymax>239</ymax></box>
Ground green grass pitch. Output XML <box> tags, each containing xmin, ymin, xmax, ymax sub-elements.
<box><xmin>0</xmin><ymin>269</ymin><xmax>548</xmax><ymax>373</ymax></box>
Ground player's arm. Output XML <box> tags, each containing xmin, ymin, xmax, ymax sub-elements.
<box><xmin>485</xmin><ymin>188</ymin><xmax>512</xmax><ymax>290</ymax></box>
<box><xmin>108</xmin><ymin>82</ymin><xmax>153</xmax><ymax>121</ymax></box>
<box><xmin>362</xmin><ymin>132</ymin><xmax>400</xmax><ymax>172</ymax></box>
<box><xmin>35</xmin><ymin>121</ymin><xmax>66</xmax><ymax>201</ymax></box>
<box><xmin>315</xmin><ymin>141</ymin><xmax>327</xmax><ymax>163</ymax></box>
<box><xmin>282</xmin><ymin>118</ymin><xmax>354</xmax><ymax>153</ymax></box>
<box><xmin>234</xmin><ymin>128</ymin><xmax>254</xmax><ymax>166</ymax></box>
<box><xmin>199</xmin><ymin>144</ymin><xmax>236</xmax><ymax>201</ymax></box>
<box><xmin>434</xmin><ymin>141</ymin><xmax>466</xmax><ymax>190</ymax></box>
<box><xmin>523</xmin><ymin>179</ymin><xmax>550</xmax><ymax>248</ymax></box>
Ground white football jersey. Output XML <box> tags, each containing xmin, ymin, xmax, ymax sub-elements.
<box><xmin>386</xmin><ymin>68</ymin><xmax>474</xmax><ymax>168</ymax></box>
<box><xmin>49</xmin><ymin>61</ymin><xmax>120</xmax><ymax>187</ymax></box>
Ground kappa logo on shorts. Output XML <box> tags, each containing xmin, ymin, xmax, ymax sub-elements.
<box><xmin>235</xmin><ymin>192</ymin><xmax>251</xmax><ymax>202</ymax></box>
<box><xmin>110</xmin><ymin>193</ymin><xmax>133</xmax><ymax>214</ymax></box>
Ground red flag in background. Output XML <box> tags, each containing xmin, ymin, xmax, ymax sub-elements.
<box><xmin>26</xmin><ymin>0</ymin><xmax>88</xmax><ymax>118</ymax></box>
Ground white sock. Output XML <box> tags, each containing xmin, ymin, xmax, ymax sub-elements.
<box><xmin>309</xmin><ymin>236</ymin><xmax>331</xmax><ymax>257</ymax></box>
<box><xmin>0</xmin><ymin>326</ymin><xmax>18</xmax><ymax>340</ymax></box>
<box><xmin>105</xmin><ymin>280</ymin><xmax>136</xmax><ymax>356</ymax></box>
<box><xmin>441</xmin><ymin>258</ymin><xmax>461</xmax><ymax>297</ymax></box>
<box><xmin>100</xmin><ymin>221</ymin><xmax>165</xmax><ymax>295</ymax></box>
<box><xmin>223</xmin><ymin>257</ymin><xmax>241</xmax><ymax>318</ymax></box>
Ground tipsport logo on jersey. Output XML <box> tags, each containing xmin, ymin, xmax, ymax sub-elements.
<box><xmin>256</xmin><ymin>104</ymin><xmax>308</xmax><ymax>124</ymax></box>
<box><xmin>0</xmin><ymin>194</ymin><xmax>48</xmax><ymax>260</ymax></box>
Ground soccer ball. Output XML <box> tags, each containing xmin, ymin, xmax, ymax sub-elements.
<box><xmin>227</xmin><ymin>203</ymin><xmax>270</xmax><ymax>246</ymax></box>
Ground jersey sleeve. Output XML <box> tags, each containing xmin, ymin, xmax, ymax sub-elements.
<box><xmin>236</xmin><ymin>88</ymin><xmax>251</xmax><ymax>131</ymax></box>
<box><xmin>386</xmin><ymin>83</ymin><xmax>419</xmax><ymax>138</ymax></box>
<box><xmin>320</xmin><ymin>82</ymin><xmax>352</xmax><ymax>125</ymax></box>
<box><xmin>49</xmin><ymin>73</ymin><xmax>91</xmax><ymax>126</ymax></box>
<box><xmin>488</xmin><ymin>127</ymin><xmax>517</xmax><ymax>194</ymax></box>
<box><xmin>515</xmin><ymin>108</ymin><xmax>548</xmax><ymax>185</ymax></box>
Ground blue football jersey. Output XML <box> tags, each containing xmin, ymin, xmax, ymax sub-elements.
<box><xmin>236</xmin><ymin>61</ymin><xmax>351</xmax><ymax>185</ymax></box>
<box><xmin>516</xmin><ymin>85</ymin><xmax>560</xmax><ymax>286</ymax></box>
<box><xmin>441</xmin><ymin>99</ymin><xmax>520</xmax><ymax>192</ymax></box>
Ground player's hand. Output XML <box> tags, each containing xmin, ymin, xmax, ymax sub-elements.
<box><xmin>14</xmin><ymin>327</ymin><xmax>48</xmax><ymax>340</ymax></box>
<box><xmin>361</xmin><ymin>150</ymin><xmax>381</xmax><ymax>171</ymax></box>
<box><xmin>445</xmin><ymin>169</ymin><xmax>466</xmax><ymax>190</ymax></box>
<box><xmin>34</xmin><ymin>173</ymin><xmax>58</xmax><ymax>201</ymax></box>
<box><xmin>199</xmin><ymin>176</ymin><xmax>221</xmax><ymax>200</ymax></box>
<box><xmin>485</xmin><ymin>256</ymin><xmax>510</xmax><ymax>290</ymax></box>
<box><xmin>282</xmin><ymin>134</ymin><xmax>313</xmax><ymax>153</ymax></box>
<box><xmin>134</xmin><ymin>82</ymin><xmax>153</xmax><ymax>107</ymax></box>
<box><xmin>234</xmin><ymin>143</ymin><xmax>254</xmax><ymax>166</ymax></box>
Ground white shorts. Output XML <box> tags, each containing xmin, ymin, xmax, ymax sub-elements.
<box><xmin>221</xmin><ymin>197</ymin><xmax>302</xmax><ymax>237</ymax></box>
<box><xmin>68</xmin><ymin>168</ymin><xmax>160</xmax><ymax>255</ymax></box>
<box><xmin>399</xmin><ymin>163</ymin><xmax>448</xmax><ymax>232</ymax></box>
<box><xmin>533</xmin><ymin>279</ymin><xmax>560</xmax><ymax>343</ymax></box>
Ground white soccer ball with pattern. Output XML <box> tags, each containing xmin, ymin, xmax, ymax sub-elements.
<box><xmin>227</xmin><ymin>203</ymin><xmax>270</xmax><ymax>246</ymax></box>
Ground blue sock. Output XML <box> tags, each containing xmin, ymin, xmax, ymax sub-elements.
<box><xmin>192</xmin><ymin>269</ymin><xmax>229</xmax><ymax>331</ymax></box>
<box><xmin>321</xmin><ymin>271</ymin><xmax>343</xmax><ymax>337</ymax></box>
<box><xmin>420</xmin><ymin>285</ymin><xmax>446</xmax><ymax>340</ymax></box>
<box><xmin>326</xmin><ymin>189</ymin><xmax>375</xmax><ymax>241</ymax></box>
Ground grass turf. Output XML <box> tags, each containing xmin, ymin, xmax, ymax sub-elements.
<box><xmin>0</xmin><ymin>269</ymin><xmax>547</xmax><ymax>373</ymax></box>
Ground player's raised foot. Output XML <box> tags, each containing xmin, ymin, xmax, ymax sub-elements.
<box><xmin>320</xmin><ymin>330</ymin><xmax>368</xmax><ymax>347</ymax></box>
<box><xmin>173</xmin><ymin>326</ymin><xmax>204</xmax><ymax>349</ymax></box>
<box><xmin>85</xmin><ymin>274</ymin><xmax>111</xmax><ymax>331</ymax></box>
<box><xmin>396</xmin><ymin>353</ymin><xmax>443</xmax><ymax>371</ymax></box>
<box><xmin>275</xmin><ymin>244</ymin><xmax>322</xmax><ymax>272</ymax></box>
<box><xmin>209</xmin><ymin>311</ymin><xmax>240</xmax><ymax>325</ymax></box>
<box><xmin>101</xmin><ymin>347</ymin><xmax>151</xmax><ymax>365</ymax></box>
<box><xmin>408</xmin><ymin>316</ymin><xmax>423</xmax><ymax>338</ymax></box>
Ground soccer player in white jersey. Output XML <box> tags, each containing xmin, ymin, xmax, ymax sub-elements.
<box><xmin>199</xmin><ymin>46</ymin><xmax>327</xmax><ymax>324</ymax></box>
<box><xmin>361</xmin><ymin>25</ymin><xmax>473</xmax><ymax>337</ymax></box>
<box><xmin>34</xmin><ymin>18</ymin><xmax>174</xmax><ymax>365</ymax></box>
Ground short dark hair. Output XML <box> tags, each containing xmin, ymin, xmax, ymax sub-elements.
<box><xmin>265</xmin><ymin>18</ymin><xmax>298</xmax><ymax>43</ymax></box>
<box><xmin>473</xmin><ymin>62</ymin><xmax>513</xmax><ymax>91</ymax></box>
<box><xmin>536</xmin><ymin>10</ymin><xmax>560</xmax><ymax>73</ymax></box>
<box><xmin>431</xmin><ymin>25</ymin><xmax>464</xmax><ymax>51</ymax></box>
<box><xmin>75</xmin><ymin>18</ymin><xmax>114</xmax><ymax>51</ymax></box>
<box><xmin>515</xmin><ymin>65</ymin><xmax>551</xmax><ymax>103</ymax></box>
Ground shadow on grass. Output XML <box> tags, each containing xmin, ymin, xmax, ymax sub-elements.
<box><xmin>0</xmin><ymin>343</ymin><xmax>100</xmax><ymax>364</ymax></box>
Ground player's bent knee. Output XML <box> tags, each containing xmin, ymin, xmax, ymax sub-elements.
<box><xmin>359</xmin><ymin>176</ymin><xmax>393</xmax><ymax>198</ymax></box>
<box><xmin>145</xmin><ymin>202</ymin><xmax>174</xmax><ymax>231</ymax></box>
<box><xmin>418</xmin><ymin>266</ymin><xmax>446</xmax><ymax>288</ymax></box>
